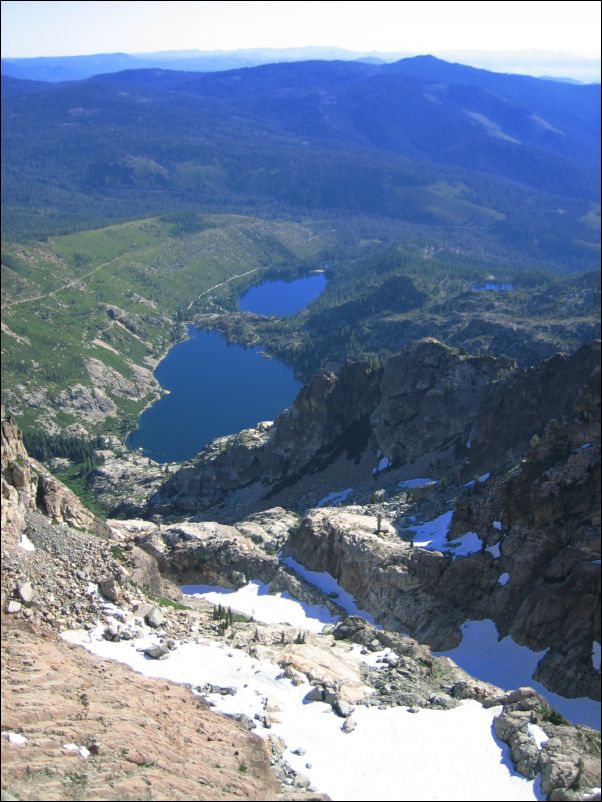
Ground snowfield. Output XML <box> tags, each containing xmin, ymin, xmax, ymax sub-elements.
<box><xmin>281</xmin><ymin>556</ymin><xmax>379</xmax><ymax>625</ymax></box>
<box><xmin>181</xmin><ymin>580</ymin><xmax>338</xmax><ymax>633</ymax></box>
<box><xmin>63</xmin><ymin>624</ymin><xmax>543</xmax><ymax>801</ymax></box>
<box><xmin>436</xmin><ymin>619</ymin><xmax>601</xmax><ymax>730</ymax></box>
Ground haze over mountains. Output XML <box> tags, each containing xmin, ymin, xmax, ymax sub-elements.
<box><xmin>2</xmin><ymin>46</ymin><xmax>600</xmax><ymax>83</ymax></box>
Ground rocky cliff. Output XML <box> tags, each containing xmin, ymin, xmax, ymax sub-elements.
<box><xmin>144</xmin><ymin>340</ymin><xmax>601</xmax><ymax>702</ymax></box>
<box><xmin>2</xmin><ymin>402</ymin><xmax>600</xmax><ymax>801</ymax></box>
<box><xmin>152</xmin><ymin>339</ymin><xmax>512</xmax><ymax>519</ymax></box>
<box><xmin>1</xmin><ymin>407</ymin><xmax>97</xmax><ymax>545</ymax></box>
<box><xmin>153</xmin><ymin>339</ymin><xmax>599</xmax><ymax>524</ymax></box>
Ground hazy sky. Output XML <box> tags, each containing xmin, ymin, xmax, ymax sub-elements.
<box><xmin>2</xmin><ymin>0</ymin><xmax>600</xmax><ymax>59</ymax></box>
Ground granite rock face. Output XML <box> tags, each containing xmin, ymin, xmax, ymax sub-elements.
<box><xmin>154</xmin><ymin>339</ymin><xmax>509</xmax><ymax>518</ymax></box>
<box><xmin>141</xmin><ymin>341</ymin><xmax>600</xmax><ymax>702</ymax></box>
<box><xmin>154</xmin><ymin>359</ymin><xmax>379</xmax><ymax>517</ymax></box>
<box><xmin>155</xmin><ymin>340</ymin><xmax>599</xmax><ymax>522</ymax></box>
<box><xmin>1</xmin><ymin>408</ymin><xmax>96</xmax><ymax>542</ymax></box>
<box><xmin>370</xmin><ymin>338</ymin><xmax>506</xmax><ymax>467</ymax></box>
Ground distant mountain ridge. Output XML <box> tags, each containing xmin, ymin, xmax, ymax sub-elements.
<box><xmin>2</xmin><ymin>46</ymin><xmax>600</xmax><ymax>83</ymax></box>
<box><xmin>2</xmin><ymin>56</ymin><xmax>600</xmax><ymax>271</ymax></box>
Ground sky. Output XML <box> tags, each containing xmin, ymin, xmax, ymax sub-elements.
<box><xmin>2</xmin><ymin>0</ymin><xmax>601</xmax><ymax>60</ymax></box>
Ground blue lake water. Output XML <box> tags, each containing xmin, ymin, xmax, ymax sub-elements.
<box><xmin>127</xmin><ymin>328</ymin><xmax>300</xmax><ymax>463</ymax></box>
<box><xmin>238</xmin><ymin>273</ymin><xmax>326</xmax><ymax>316</ymax></box>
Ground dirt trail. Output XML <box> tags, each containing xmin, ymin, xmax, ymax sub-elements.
<box><xmin>4</xmin><ymin>255</ymin><xmax>124</xmax><ymax>309</ymax></box>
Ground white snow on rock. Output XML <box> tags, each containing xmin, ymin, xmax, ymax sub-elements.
<box><xmin>398</xmin><ymin>478</ymin><xmax>437</xmax><ymax>489</ymax></box>
<box><xmin>448</xmin><ymin>531</ymin><xmax>483</xmax><ymax>557</ymax></box>
<box><xmin>527</xmin><ymin>723</ymin><xmax>549</xmax><ymax>751</ymax></box>
<box><xmin>372</xmin><ymin>456</ymin><xmax>391</xmax><ymax>475</ymax></box>
<box><xmin>18</xmin><ymin>534</ymin><xmax>35</xmax><ymax>552</ymax></box>
<box><xmin>486</xmin><ymin>542</ymin><xmax>501</xmax><ymax>558</ymax></box>
<box><xmin>317</xmin><ymin>488</ymin><xmax>353</xmax><ymax>507</ymax></box>
<box><xmin>63</xmin><ymin>743</ymin><xmax>90</xmax><ymax>758</ymax></box>
<box><xmin>593</xmin><ymin>642</ymin><xmax>601</xmax><ymax>672</ymax></box>
<box><xmin>181</xmin><ymin>580</ymin><xmax>337</xmax><ymax>633</ymax></box>
<box><xmin>346</xmin><ymin>644</ymin><xmax>394</xmax><ymax>668</ymax></box>
<box><xmin>280</xmin><ymin>556</ymin><xmax>378</xmax><ymax>626</ymax></box>
<box><xmin>3</xmin><ymin>731</ymin><xmax>27</xmax><ymax>746</ymax></box>
<box><xmin>408</xmin><ymin>514</ymin><xmax>483</xmax><ymax>559</ymax></box>
<box><xmin>493</xmin><ymin>521</ymin><xmax>503</xmax><ymax>531</ymax></box>
<box><xmin>436</xmin><ymin>619</ymin><xmax>601</xmax><ymax>730</ymax></box>
<box><xmin>464</xmin><ymin>473</ymin><xmax>491</xmax><ymax>489</ymax></box>
<box><xmin>408</xmin><ymin>510</ymin><xmax>454</xmax><ymax>551</ymax></box>
<box><xmin>64</xmin><ymin>625</ymin><xmax>543</xmax><ymax>801</ymax></box>
<box><xmin>498</xmin><ymin>573</ymin><xmax>511</xmax><ymax>586</ymax></box>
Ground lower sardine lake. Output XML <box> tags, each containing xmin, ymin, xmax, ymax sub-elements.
<box><xmin>127</xmin><ymin>328</ymin><xmax>300</xmax><ymax>463</ymax></box>
<box><xmin>127</xmin><ymin>275</ymin><xmax>326</xmax><ymax>462</ymax></box>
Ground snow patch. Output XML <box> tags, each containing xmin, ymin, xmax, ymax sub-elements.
<box><xmin>317</xmin><ymin>488</ymin><xmax>353</xmax><ymax>507</ymax></box>
<box><xmin>281</xmin><ymin>556</ymin><xmax>378</xmax><ymax>626</ymax></box>
<box><xmin>436</xmin><ymin>619</ymin><xmax>601</xmax><ymax>730</ymax></box>
<box><xmin>593</xmin><ymin>642</ymin><xmax>601</xmax><ymax>672</ymax></box>
<box><xmin>18</xmin><ymin>534</ymin><xmax>35</xmax><ymax>552</ymax></box>
<box><xmin>347</xmin><ymin>644</ymin><xmax>393</xmax><ymax>668</ymax></box>
<box><xmin>464</xmin><ymin>473</ymin><xmax>491</xmax><ymax>488</ymax></box>
<box><xmin>408</xmin><ymin>510</ymin><xmax>454</xmax><ymax>551</ymax></box>
<box><xmin>398</xmin><ymin>478</ymin><xmax>437</xmax><ymax>489</ymax></box>
<box><xmin>409</xmin><ymin>514</ymin><xmax>483</xmax><ymax>559</ymax></box>
<box><xmin>372</xmin><ymin>456</ymin><xmax>391</xmax><ymax>475</ymax></box>
<box><xmin>63</xmin><ymin>743</ymin><xmax>90</xmax><ymax>758</ymax></box>
<box><xmin>448</xmin><ymin>531</ymin><xmax>483</xmax><ymax>557</ymax></box>
<box><xmin>527</xmin><ymin>724</ymin><xmax>549</xmax><ymax>751</ymax></box>
<box><xmin>3</xmin><ymin>731</ymin><xmax>27</xmax><ymax>746</ymax></box>
<box><xmin>181</xmin><ymin>580</ymin><xmax>337</xmax><ymax>633</ymax></box>
<box><xmin>486</xmin><ymin>542</ymin><xmax>501</xmax><ymax>559</ymax></box>
<box><xmin>498</xmin><ymin>573</ymin><xmax>511</xmax><ymax>586</ymax></box>
<box><xmin>493</xmin><ymin>521</ymin><xmax>503</xmax><ymax>531</ymax></box>
<box><xmin>67</xmin><ymin>624</ymin><xmax>543</xmax><ymax>801</ymax></box>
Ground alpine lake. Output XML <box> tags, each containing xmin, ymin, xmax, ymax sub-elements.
<box><xmin>126</xmin><ymin>273</ymin><xmax>327</xmax><ymax>462</ymax></box>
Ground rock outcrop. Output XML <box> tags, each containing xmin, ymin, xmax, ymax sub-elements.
<box><xmin>284</xmin><ymin>485</ymin><xmax>600</xmax><ymax>700</ymax></box>
<box><xmin>151</xmin><ymin>358</ymin><xmax>379</xmax><ymax>518</ymax></box>
<box><xmin>370</xmin><ymin>338</ymin><xmax>506</xmax><ymax>466</ymax></box>
<box><xmin>154</xmin><ymin>340</ymin><xmax>599</xmax><ymax>524</ymax></box>
<box><xmin>1</xmin><ymin>408</ymin><xmax>96</xmax><ymax>543</ymax></box>
<box><xmin>1</xmin><ymin>626</ymin><xmax>278</xmax><ymax>802</ymax></box>
<box><xmin>449</xmin><ymin>410</ymin><xmax>601</xmax><ymax>700</ymax></box>
<box><xmin>153</xmin><ymin>339</ymin><xmax>510</xmax><ymax>518</ymax></box>
<box><xmin>2</xmin><ymin>397</ymin><xmax>600</xmax><ymax>802</ymax></box>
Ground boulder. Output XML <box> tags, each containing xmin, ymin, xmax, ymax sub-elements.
<box><xmin>17</xmin><ymin>581</ymin><xmax>35</xmax><ymax>607</ymax></box>
<box><xmin>99</xmin><ymin>577</ymin><xmax>120</xmax><ymax>603</ymax></box>
<box><xmin>144</xmin><ymin>643</ymin><xmax>170</xmax><ymax>660</ymax></box>
<box><xmin>341</xmin><ymin>717</ymin><xmax>357</xmax><ymax>734</ymax></box>
<box><xmin>145</xmin><ymin>606</ymin><xmax>165</xmax><ymax>628</ymax></box>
